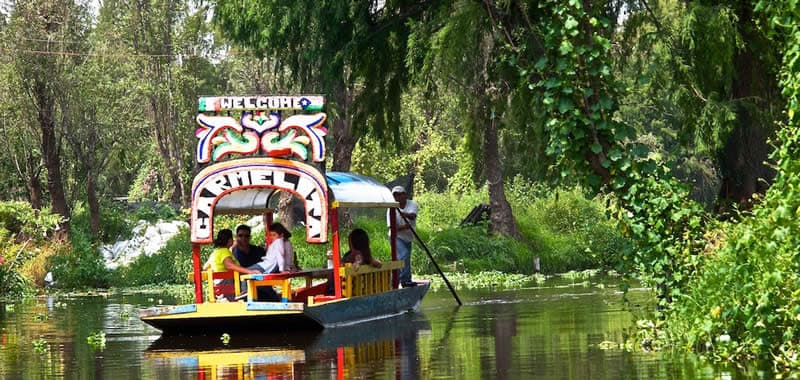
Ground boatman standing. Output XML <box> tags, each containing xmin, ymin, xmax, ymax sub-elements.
<box><xmin>388</xmin><ymin>185</ymin><xmax>418</xmax><ymax>287</ymax></box>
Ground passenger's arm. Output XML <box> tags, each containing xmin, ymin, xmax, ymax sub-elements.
<box><xmin>223</xmin><ymin>257</ymin><xmax>259</xmax><ymax>274</ymax></box>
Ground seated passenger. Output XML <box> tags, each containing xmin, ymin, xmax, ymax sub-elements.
<box><xmin>326</xmin><ymin>228</ymin><xmax>382</xmax><ymax>295</ymax></box>
<box><xmin>232</xmin><ymin>224</ymin><xmax>265</xmax><ymax>268</ymax></box>
<box><xmin>343</xmin><ymin>228</ymin><xmax>382</xmax><ymax>269</ymax></box>
<box><xmin>275</xmin><ymin>223</ymin><xmax>300</xmax><ymax>273</ymax></box>
<box><xmin>202</xmin><ymin>229</ymin><xmax>260</xmax><ymax>301</ymax></box>
<box><xmin>206</xmin><ymin>229</ymin><xmax>261</xmax><ymax>275</ymax></box>
<box><xmin>248</xmin><ymin>223</ymin><xmax>290</xmax><ymax>274</ymax></box>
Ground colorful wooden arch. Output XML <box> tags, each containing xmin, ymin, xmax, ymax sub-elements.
<box><xmin>190</xmin><ymin>157</ymin><xmax>328</xmax><ymax>244</ymax></box>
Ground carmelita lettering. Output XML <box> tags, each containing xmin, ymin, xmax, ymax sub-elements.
<box><xmin>191</xmin><ymin>164</ymin><xmax>327</xmax><ymax>243</ymax></box>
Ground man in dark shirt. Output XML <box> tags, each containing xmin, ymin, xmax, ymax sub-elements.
<box><xmin>232</xmin><ymin>224</ymin><xmax>266</xmax><ymax>268</ymax></box>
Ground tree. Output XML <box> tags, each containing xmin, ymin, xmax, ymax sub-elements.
<box><xmin>0</xmin><ymin>85</ymin><xmax>44</xmax><ymax>208</ymax></box>
<box><xmin>616</xmin><ymin>0</ymin><xmax>783</xmax><ymax>210</ymax></box>
<box><xmin>2</xmin><ymin>0</ymin><xmax>92</xmax><ymax>235</ymax></box>
<box><xmin>97</xmin><ymin>0</ymin><xmax>218</xmax><ymax>206</ymax></box>
<box><xmin>407</xmin><ymin>0</ymin><xmax>537</xmax><ymax>237</ymax></box>
<box><xmin>214</xmin><ymin>0</ymin><xmax>416</xmax><ymax>172</ymax></box>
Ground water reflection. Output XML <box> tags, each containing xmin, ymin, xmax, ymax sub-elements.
<box><xmin>144</xmin><ymin>314</ymin><xmax>430</xmax><ymax>379</ymax></box>
<box><xmin>0</xmin><ymin>278</ymin><xmax>769</xmax><ymax>379</ymax></box>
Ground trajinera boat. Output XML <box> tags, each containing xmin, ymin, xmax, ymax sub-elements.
<box><xmin>140</xmin><ymin>95</ymin><xmax>430</xmax><ymax>334</ymax></box>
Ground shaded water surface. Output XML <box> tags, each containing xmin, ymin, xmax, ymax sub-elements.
<box><xmin>1</xmin><ymin>276</ymin><xmax>763</xmax><ymax>379</ymax></box>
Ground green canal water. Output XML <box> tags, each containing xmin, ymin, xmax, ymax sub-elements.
<box><xmin>0</xmin><ymin>276</ymin><xmax>766</xmax><ymax>379</ymax></box>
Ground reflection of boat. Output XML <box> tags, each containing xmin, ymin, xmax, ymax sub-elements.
<box><xmin>140</xmin><ymin>95</ymin><xmax>429</xmax><ymax>334</ymax></box>
<box><xmin>144</xmin><ymin>314</ymin><xmax>431</xmax><ymax>379</ymax></box>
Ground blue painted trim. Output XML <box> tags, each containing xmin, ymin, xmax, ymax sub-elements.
<box><xmin>145</xmin><ymin>304</ymin><xmax>197</xmax><ymax>317</ymax></box>
<box><xmin>249</xmin><ymin>355</ymin><xmax>298</xmax><ymax>364</ymax></box>
<box><xmin>246</xmin><ymin>302</ymin><xmax>299</xmax><ymax>311</ymax></box>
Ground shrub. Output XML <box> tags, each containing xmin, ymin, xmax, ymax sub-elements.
<box><xmin>0</xmin><ymin>201</ymin><xmax>63</xmax><ymax>241</ymax></box>
<box><xmin>69</xmin><ymin>201</ymin><xmax>133</xmax><ymax>243</ymax></box>
<box><xmin>0</xmin><ymin>202</ymin><xmax>62</xmax><ymax>298</ymax></box>
<box><xmin>132</xmin><ymin>203</ymin><xmax>179</xmax><ymax>223</ymax></box>
<box><xmin>520</xmin><ymin>187</ymin><xmax>628</xmax><ymax>273</ymax></box>
<box><xmin>423</xmin><ymin>226</ymin><xmax>533</xmax><ymax>273</ymax></box>
<box><xmin>110</xmin><ymin>228</ymin><xmax>194</xmax><ymax>287</ymax></box>
<box><xmin>412</xmin><ymin>184</ymin><xmax>628</xmax><ymax>274</ymax></box>
<box><xmin>48</xmin><ymin>227</ymin><xmax>110</xmax><ymax>289</ymax></box>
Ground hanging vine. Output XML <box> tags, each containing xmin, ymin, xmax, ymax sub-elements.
<box><xmin>517</xmin><ymin>0</ymin><xmax>707</xmax><ymax>308</ymax></box>
<box><xmin>655</xmin><ymin>0</ymin><xmax>800</xmax><ymax>368</ymax></box>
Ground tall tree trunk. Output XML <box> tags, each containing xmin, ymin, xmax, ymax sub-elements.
<box><xmin>717</xmin><ymin>3</ymin><xmax>778</xmax><ymax>209</ymax></box>
<box><xmin>135</xmin><ymin>0</ymin><xmax>186</xmax><ymax>207</ymax></box>
<box><xmin>330</xmin><ymin>84</ymin><xmax>356</xmax><ymax>172</ymax></box>
<box><xmin>27</xmin><ymin>175</ymin><xmax>43</xmax><ymax>210</ymax></box>
<box><xmin>87</xmin><ymin>174</ymin><xmax>100</xmax><ymax>235</ymax></box>
<box><xmin>34</xmin><ymin>82</ymin><xmax>70</xmax><ymax>236</ymax></box>
<box><xmin>25</xmin><ymin>157</ymin><xmax>43</xmax><ymax>210</ymax></box>
<box><xmin>150</xmin><ymin>90</ymin><xmax>186</xmax><ymax>206</ymax></box>
<box><xmin>276</xmin><ymin>192</ymin><xmax>297</xmax><ymax>228</ymax></box>
<box><xmin>329</xmin><ymin>83</ymin><xmax>355</xmax><ymax>228</ymax></box>
<box><xmin>477</xmin><ymin>33</ymin><xmax>520</xmax><ymax>238</ymax></box>
<box><xmin>485</xmin><ymin>116</ymin><xmax>521</xmax><ymax>238</ymax></box>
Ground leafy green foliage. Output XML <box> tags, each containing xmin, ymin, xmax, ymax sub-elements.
<box><xmin>0</xmin><ymin>261</ymin><xmax>29</xmax><ymax>300</ymax></box>
<box><xmin>0</xmin><ymin>202</ymin><xmax>63</xmax><ymax>241</ymax></box>
<box><xmin>214</xmin><ymin>0</ymin><xmax>414</xmax><ymax>145</ymax></box>
<box><xmin>0</xmin><ymin>202</ymin><xmax>64</xmax><ymax>298</ymax></box>
<box><xmin>414</xmin><ymin>184</ymin><xmax>627</xmax><ymax>274</ymax></box>
<box><xmin>522</xmin><ymin>188</ymin><xmax>629</xmax><ymax>273</ymax></box>
<box><xmin>526</xmin><ymin>0</ymin><xmax>707</xmax><ymax>312</ymax></box>
<box><xmin>48</xmin><ymin>227</ymin><xmax>110</xmax><ymax>289</ymax></box>
<box><xmin>615</xmin><ymin>1</ymin><xmax>781</xmax><ymax>210</ymax></box>
<box><xmin>130</xmin><ymin>203</ymin><xmax>179</xmax><ymax>224</ymax></box>
<box><xmin>86</xmin><ymin>331</ymin><xmax>106</xmax><ymax>350</ymax></box>
<box><xmin>662</xmin><ymin>0</ymin><xmax>800</xmax><ymax>370</ymax></box>
<box><xmin>110</xmin><ymin>228</ymin><xmax>193</xmax><ymax>287</ymax></box>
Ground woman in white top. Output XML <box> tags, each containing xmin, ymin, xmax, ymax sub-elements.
<box><xmin>248</xmin><ymin>222</ymin><xmax>298</xmax><ymax>273</ymax></box>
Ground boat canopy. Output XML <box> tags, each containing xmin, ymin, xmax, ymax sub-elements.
<box><xmin>214</xmin><ymin>171</ymin><xmax>398</xmax><ymax>214</ymax></box>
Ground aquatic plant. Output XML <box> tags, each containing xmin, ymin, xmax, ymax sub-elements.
<box><xmin>32</xmin><ymin>338</ymin><xmax>48</xmax><ymax>354</ymax></box>
<box><xmin>428</xmin><ymin>271</ymin><xmax>541</xmax><ymax>291</ymax></box>
<box><xmin>87</xmin><ymin>331</ymin><xmax>106</xmax><ymax>350</ymax></box>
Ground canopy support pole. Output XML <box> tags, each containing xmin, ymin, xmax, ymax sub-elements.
<box><xmin>389</xmin><ymin>208</ymin><xmax>399</xmax><ymax>289</ymax></box>
<box><xmin>264</xmin><ymin>212</ymin><xmax>274</xmax><ymax>246</ymax></box>
<box><xmin>331</xmin><ymin>206</ymin><xmax>342</xmax><ymax>298</ymax></box>
<box><xmin>192</xmin><ymin>244</ymin><xmax>203</xmax><ymax>303</ymax></box>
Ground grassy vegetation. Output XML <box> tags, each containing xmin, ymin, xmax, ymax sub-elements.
<box><xmin>0</xmin><ymin>202</ymin><xmax>63</xmax><ymax>298</ymax></box>
<box><xmin>2</xmin><ymin>181</ymin><xmax>630</xmax><ymax>292</ymax></box>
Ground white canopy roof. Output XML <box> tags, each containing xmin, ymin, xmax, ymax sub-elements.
<box><xmin>214</xmin><ymin>171</ymin><xmax>397</xmax><ymax>214</ymax></box>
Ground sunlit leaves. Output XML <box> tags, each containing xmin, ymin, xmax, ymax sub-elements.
<box><xmin>667</xmin><ymin>1</ymin><xmax>800</xmax><ymax>369</ymax></box>
<box><xmin>559</xmin><ymin>39</ymin><xmax>574</xmax><ymax>55</ymax></box>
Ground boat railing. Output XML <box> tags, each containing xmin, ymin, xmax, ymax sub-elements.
<box><xmin>339</xmin><ymin>261</ymin><xmax>405</xmax><ymax>298</ymax></box>
<box><xmin>184</xmin><ymin>269</ymin><xmax>242</xmax><ymax>303</ymax></box>
<box><xmin>241</xmin><ymin>269</ymin><xmax>332</xmax><ymax>303</ymax></box>
<box><xmin>188</xmin><ymin>262</ymin><xmax>404</xmax><ymax>304</ymax></box>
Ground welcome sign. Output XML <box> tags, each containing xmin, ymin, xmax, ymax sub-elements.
<box><xmin>190</xmin><ymin>95</ymin><xmax>329</xmax><ymax>244</ymax></box>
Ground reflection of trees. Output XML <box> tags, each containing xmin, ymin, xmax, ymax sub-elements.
<box><xmin>492</xmin><ymin>304</ymin><xmax>517</xmax><ymax>380</ymax></box>
<box><xmin>397</xmin><ymin>327</ymin><xmax>420</xmax><ymax>380</ymax></box>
